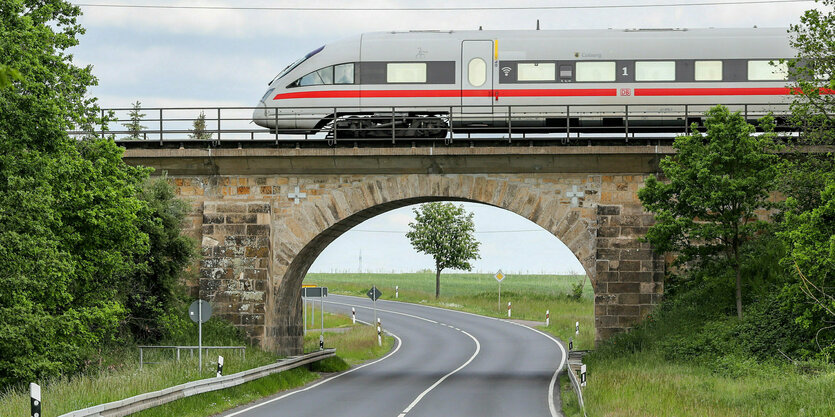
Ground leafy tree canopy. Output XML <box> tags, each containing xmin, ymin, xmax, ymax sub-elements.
<box><xmin>407</xmin><ymin>202</ymin><xmax>480</xmax><ymax>298</ymax></box>
<box><xmin>638</xmin><ymin>105</ymin><xmax>779</xmax><ymax>319</ymax></box>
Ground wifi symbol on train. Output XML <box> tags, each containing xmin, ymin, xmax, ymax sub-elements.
<box><xmin>501</xmin><ymin>66</ymin><xmax>512</xmax><ymax>76</ymax></box>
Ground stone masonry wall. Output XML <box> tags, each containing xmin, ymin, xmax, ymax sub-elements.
<box><xmin>170</xmin><ymin>173</ymin><xmax>663</xmax><ymax>353</ymax></box>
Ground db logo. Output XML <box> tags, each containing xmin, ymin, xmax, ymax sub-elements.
<box><xmin>620</xmin><ymin>88</ymin><xmax>632</xmax><ymax>96</ymax></box>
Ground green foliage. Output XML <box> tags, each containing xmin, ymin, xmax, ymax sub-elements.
<box><xmin>122</xmin><ymin>101</ymin><xmax>147</xmax><ymax>140</ymax></box>
<box><xmin>569</xmin><ymin>275</ymin><xmax>586</xmax><ymax>300</ymax></box>
<box><xmin>189</xmin><ymin>111</ymin><xmax>212</xmax><ymax>140</ymax></box>
<box><xmin>125</xmin><ymin>176</ymin><xmax>197</xmax><ymax>342</ymax></box>
<box><xmin>787</xmin><ymin>0</ymin><xmax>835</xmax><ymax>147</ymax></box>
<box><xmin>639</xmin><ymin>105</ymin><xmax>779</xmax><ymax>318</ymax></box>
<box><xmin>0</xmin><ymin>63</ymin><xmax>22</xmax><ymax>89</ymax></box>
<box><xmin>406</xmin><ymin>202</ymin><xmax>480</xmax><ymax>298</ymax></box>
<box><xmin>0</xmin><ymin>1</ymin><xmax>196</xmax><ymax>386</ymax></box>
<box><xmin>778</xmin><ymin>181</ymin><xmax>835</xmax><ymax>358</ymax></box>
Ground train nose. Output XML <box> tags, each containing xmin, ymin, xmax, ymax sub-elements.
<box><xmin>252</xmin><ymin>102</ymin><xmax>269</xmax><ymax>128</ymax></box>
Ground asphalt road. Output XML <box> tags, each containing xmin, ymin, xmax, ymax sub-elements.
<box><xmin>222</xmin><ymin>294</ymin><xmax>566</xmax><ymax>417</ymax></box>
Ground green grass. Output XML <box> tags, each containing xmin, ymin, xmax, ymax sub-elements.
<box><xmin>559</xmin><ymin>371</ymin><xmax>584</xmax><ymax>417</ymax></box>
<box><xmin>581</xmin><ymin>351</ymin><xmax>835</xmax><ymax>417</ymax></box>
<box><xmin>306</xmin><ymin>272</ymin><xmax>595</xmax><ymax>349</ymax></box>
<box><xmin>0</xmin><ymin>312</ymin><xmax>393</xmax><ymax>417</ymax></box>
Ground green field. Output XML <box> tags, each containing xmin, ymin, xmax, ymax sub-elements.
<box><xmin>305</xmin><ymin>272</ymin><xmax>595</xmax><ymax>350</ymax></box>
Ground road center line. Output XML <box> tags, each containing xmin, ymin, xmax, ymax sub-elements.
<box><xmin>397</xmin><ymin>328</ymin><xmax>481</xmax><ymax>417</ymax></box>
<box><xmin>223</xmin><ymin>317</ymin><xmax>403</xmax><ymax>417</ymax></box>
<box><xmin>339</xmin><ymin>295</ymin><xmax>567</xmax><ymax>417</ymax></box>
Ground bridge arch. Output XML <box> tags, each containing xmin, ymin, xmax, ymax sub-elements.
<box><xmin>173</xmin><ymin>171</ymin><xmax>664</xmax><ymax>355</ymax></box>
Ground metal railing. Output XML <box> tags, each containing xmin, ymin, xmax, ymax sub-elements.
<box><xmin>68</xmin><ymin>102</ymin><xmax>795</xmax><ymax>146</ymax></box>
<box><xmin>138</xmin><ymin>345</ymin><xmax>245</xmax><ymax>370</ymax></box>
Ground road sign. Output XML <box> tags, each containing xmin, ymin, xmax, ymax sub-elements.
<box><xmin>494</xmin><ymin>269</ymin><xmax>505</xmax><ymax>282</ymax></box>
<box><xmin>189</xmin><ymin>300</ymin><xmax>212</xmax><ymax>323</ymax></box>
<box><xmin>302</xmin><ymin>287</ymin><xmax>328</xmax><ymax>297</ymax></box>
<box><xmin>366</xmin><ymin>286</ymin><xmax>382</xmax><ymax>301</ymax></box>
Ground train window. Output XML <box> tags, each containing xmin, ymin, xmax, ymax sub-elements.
<box><xmin>518</xmin><ymin>63</ymin><xmax>556</xmax><ymax>81</ymax></box>
<box><xmin>635</xmin><ymin>61</ymin><xmax>676</xmax><ymax>81</ymax></box>
<box><xmin>695</xmin><ymin>61</ymin><xmax>723</xmax><ymax>81</ymax></box>
<box><xmin>575</xmin><ymin>62</ymin><xmax>616</xmax><ymax>82</ymax></box>
<box><xmin>297</xmin><ymin>66</ymin><xmax>334</xmax><ymax>87</ymax></box>
<box><xmin>748</xmin><ymin>60</ymin><xmax>788</xmax><ymax>80</ymax></box>
<box><xmin>334</xmin><ymin>63</ymin><xmax>354</xmax><ymax>84</ymax></box>
<box><xmin>468</xmin><ymin>58</ymin><xmax>487</xmax><ymax>87</ymax></box>
<box><xmin>387</xmin><ymin>63</ymin><xmax>427</xmax><ymax>83</ymax></box>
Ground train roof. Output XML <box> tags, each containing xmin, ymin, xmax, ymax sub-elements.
<box><xmin>360</xmin><ymin>27</ymin><xmax>788</xmax><ymax>40</ymax></box>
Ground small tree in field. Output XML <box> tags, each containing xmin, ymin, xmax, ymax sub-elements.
<box><xmin>122</xmin><ymin>100</ymin><xmax>146</xmax><ymax>139</ymax></box>
<box><xmin>407</xmin><ymin>202</ymin><xmax>480</xmax><ymax>298</ymax></box>
<box><xmin>638</xmin><ymin>105</ymin><xmax>779</xmax><ymax>319</ymax></box>
<box><xmin>189</xmin><ymin>110</ymin><xmax>212</xmax><ymax>140</ymax></box>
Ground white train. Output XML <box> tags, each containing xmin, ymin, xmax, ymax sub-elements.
<box><xmin>252</xmin><ymin>28</ymin><xmax>794</xmax><ymax>137</ymax></box>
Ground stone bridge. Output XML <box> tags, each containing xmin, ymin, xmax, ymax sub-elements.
<box><xmin>124</xmin><ymin>145</ymin><xmax>670</xmax><ymax>355</ymax></box>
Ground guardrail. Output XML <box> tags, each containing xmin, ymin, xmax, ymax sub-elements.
<box><xmin>566</xmin><ymin>359</ymin><xmax>587</xmax><ymax>417</ymax></box>
<box><xmin>57</xmin><ymin>349</ymin><xmax>335</xmax><ymax>417</ymax></box>
<box><xmin>67</xmin><ymin>102</ymin><xmax>795</xmax><ymax>146</ymax></box>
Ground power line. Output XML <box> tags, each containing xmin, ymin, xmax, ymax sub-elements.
<box><xmin>74</xmin><ymin>0</ymin><xmax>812</xmax><ymax>12</ymax></box>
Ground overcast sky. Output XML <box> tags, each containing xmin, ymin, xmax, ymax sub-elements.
<box><xmin>69</xmin><ymin>0</ymin><xmax>815</xmax><ymax>274</ymax></box>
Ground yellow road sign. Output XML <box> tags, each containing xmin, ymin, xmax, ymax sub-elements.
<box><xmin>494</xmin><ymin>270</ymin><xmax>505</xmax><ymax>282</ymax></box>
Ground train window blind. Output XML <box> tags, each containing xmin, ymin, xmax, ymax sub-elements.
<box><xmin>635</xmin><ymin>61</ymin><xmax>676</xmax><ymax>81</ymax></box>
<box><xmin>748</xmin><ymin>60</ymin><xmax>788</xmax><ymax>80</ymax></box>
<box><xmin>387</xmin><ymin>63</ymin><xmax>427</xmax><ymax>83</ymax></box>
<box><xmin>468</xmin><ymin>58</ymin><xmax>487</xmax><ymax>87</ymax></box>
<box><xmin>517</xmin><ymin>63</ymin><xmax>556</xmax><ymax>81</ymax></box>
<box><xmin>695</xmin><ymin>61</ymin><xmax>723</xmax><ymax>81</ymax></box>
<box><xmin>334</xmin><ymin>63</ymin><xmax>354</xmax><ymax>84</ymax></box>
<box><xmin>576</xmin><ymin>62</ymin><xmax>616</xmax><ymax>82</ymax></box>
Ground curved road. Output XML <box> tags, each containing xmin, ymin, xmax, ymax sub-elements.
<box><xmin>222</xmin><ymin>294</ymin><xmax>566</xmax><ymax>417</ymax></box>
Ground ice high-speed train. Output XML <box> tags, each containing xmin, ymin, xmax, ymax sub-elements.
<box><xmin>252</xmin><ymin>28</ymin><xmax>794</xmax><ymax>137</ymax></box>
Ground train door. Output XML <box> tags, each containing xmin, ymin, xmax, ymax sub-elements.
<box><xmin>461</xmin><ymin>40</ymin><xmax>493</xmax><ymax>114</ymax></box>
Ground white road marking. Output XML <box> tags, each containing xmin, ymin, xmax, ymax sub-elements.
<box><xmin>223</xmin><ymin>320</ymin><xmax>402</xmax><ymax>417</ymax></box>
<box><xmin>337</xmin><ymin>295</ymin><xmax>568</xmax><ymax>417</ymax></box>
<box><xmin>397</xmin><ymin>328</ymin><xmax>481</xmax><ymax>416</ymax></box>
<box><xmin>325</xmin><ymin>300</ymin><xmax>438</xmax><ymax>324</ymax></box>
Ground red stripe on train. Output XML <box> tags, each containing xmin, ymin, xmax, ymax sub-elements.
<box><xmin>273</xmin><ymin>88</ymin><xmax>616</xmax><ymax>100</ymax></box>
<box><xmin>634</xmin><ymin>87</ymin><xmax>793</xmax><ymax>96</ymax></box>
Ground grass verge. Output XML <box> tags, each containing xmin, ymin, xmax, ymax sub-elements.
<box><xmin>559</xmin><ymin>371</ymin><xmax>583</xmax><ymax>417</ymax></box>
<box><xmin>581</xmin><ymin>351</ymin><xmax>835</xmax><ymax>416</ymax></box>
<box><xmin>0</xmin><ymin>312</ymin><xmax>393</xmax><ymax>417</ymax></box>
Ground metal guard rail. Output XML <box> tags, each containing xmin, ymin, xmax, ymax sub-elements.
<box><xmin>67</xmin><ymin>103</ymin><xmax>795</xmax><ymax>145</ymax></box>
<box><xmin>58</xmin><ymin>349</ymin><xmax>335</xmax><ymax>417</ymax></box>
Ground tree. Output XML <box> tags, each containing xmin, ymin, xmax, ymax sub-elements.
<box><xmin>406</xmin><ymin>202</ymin><xmax>480</xmax><ymax>298</ymax></box>
<box><xmin>189</xmin><ymin>110</ymin><xmax>213</xmax><ymax>140</ymax></box>
<box><xmin>778</xmin><ymin>181</ymin><xmax>835</xmax><ymax>357</ymax></box>
<box><xmin>638</xmin><ymin>105</ymin><xmax>780</xmax><ymax>319</ymax></box>
<box><xmin>122</xmin><ymin>100</ymin><xmax>147</xmax><ymax>139</ymax></box>
<box><xmin>781</xmin><ymin>0</ymin><xmax>835</xmax><ymax>213</ymax></box>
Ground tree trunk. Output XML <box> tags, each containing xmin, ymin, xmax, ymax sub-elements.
<box><xmin>435</xmin><ymin>267</ymin><xmax>441</xmax><ymax>299</ymax></box>
<box><xmin>735</xmin><ymin>263</ymin><xmax>743</xmax><ymax>320</ymax></box>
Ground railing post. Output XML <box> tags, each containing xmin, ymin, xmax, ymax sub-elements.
<box><xmin>507</xmin><ymin>105</ymin><xmax>512</xmax><ymax>142</ymax></box>
<box><xmin>159</xmin><ymin>108</ymin><xmax>163</xmax><ymax>146</ymax></box>
<box><xmin>624</xmin><ymin>105</ymin><xmax>629</xmax><ymax>142</ymax></box>
<box><xmin>566</xmin><ymin>105</ymin><xmax>571</xmax><ymax>142</ymax></box>
<box><xmin>275</xmin><ymin>110</ymin><xmax>279</xmax><ymax>144</ymax></box>
<box><xmin>391</xmin><ymin>107</ymin><xmax>396</xmax><ymax>142</ymax></box>
<box><xmin>333</xmin><ymin>107</ymin><xmax>338</xmax><ymax>142</ymax></box>
<box><xmin>217</xmin><ymin>108</ymin><xmax>221</xmax><ymax>143</ymax></box>
<box><xmin>139</xmin><ymin>347</ymin><xmax>143</xmax><ymax>371</ymax></box>
<box><xmin>685</xmin><ymin>104</ymin><xmax>689</xmax><ymax>134</ymax></box>
<box><xmin>448</xmin><ymin>106</ymin><xmax>454</xmax><ymax>141</ymax></box>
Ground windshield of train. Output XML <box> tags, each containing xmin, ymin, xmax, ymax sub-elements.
<box><xmin>269</xmin><ymin>45</ymin><xmax>325</xmax><ymax>85</ymax></box>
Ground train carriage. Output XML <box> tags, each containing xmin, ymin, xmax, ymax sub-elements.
<box><xmin>252</xmin><ymin>28</ymin><xmax>795</xmax><ymax>138</ymax></box>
